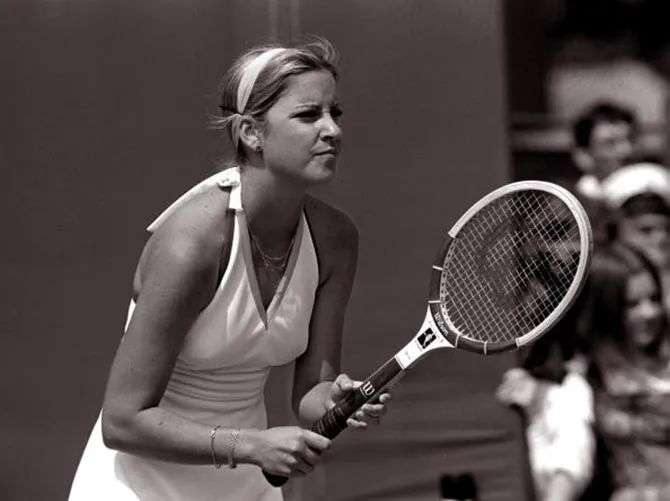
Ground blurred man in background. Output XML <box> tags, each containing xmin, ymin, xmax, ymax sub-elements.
<box><xmin>571</xmin><ymin>102</ymin><xmax>638</xmax><ymax>200</ymax></box>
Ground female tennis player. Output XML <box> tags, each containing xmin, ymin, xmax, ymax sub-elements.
<box><xmin>69</xmin><ymin>37</ymin><xmax>390</xmax><ymax>501</ymax></box>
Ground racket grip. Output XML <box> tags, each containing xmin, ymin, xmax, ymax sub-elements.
<box><xmin>310</xmin><ymin>390</ymin><xmax>362</xmax><ymax>438</ymax></box>
<box><xmin>311</xmin><ymin>358</ymin><xmax>404</xmax><ymax>439</ymax></box>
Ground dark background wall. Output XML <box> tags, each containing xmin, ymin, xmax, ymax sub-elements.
<box><xmin>2</xmin><ymin>1</ymin><xmax>526</xmax><ymax>499</ymax></box>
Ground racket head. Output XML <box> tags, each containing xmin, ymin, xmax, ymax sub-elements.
<box><xmin>428</xmin><ymin>181</ymin><xmax>593</xmax><ymax>355</ymax></box>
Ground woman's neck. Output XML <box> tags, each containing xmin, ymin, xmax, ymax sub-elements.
<box><xmin>239</xmin><ymin>165</ymin><xmax>306</xmax><ymax>244</ymax></box>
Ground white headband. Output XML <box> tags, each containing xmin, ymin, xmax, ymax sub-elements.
<box><xmin>236</xmin><ymin>48</ymin><xmax>286</xmax><ymax>113</ymax></box>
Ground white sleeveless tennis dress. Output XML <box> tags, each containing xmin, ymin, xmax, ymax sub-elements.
<box><xmin>69</xmin><ymin>167</ymin><xmax>319</xmax><ymax>501</ymax></box>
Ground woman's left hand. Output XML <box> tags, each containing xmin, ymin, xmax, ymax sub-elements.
<box><xmin>327</xmin><ymin>374</ymin><xmax>391</xmax><ymax>429</ymax></box>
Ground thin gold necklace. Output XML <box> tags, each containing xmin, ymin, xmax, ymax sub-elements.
<box><xmin>249</xmin><ymin>232</ymin><xmax>295</xmax><ymax>272</ymax></box>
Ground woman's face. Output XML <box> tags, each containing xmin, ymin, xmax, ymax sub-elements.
<box><xmin>625</xmin><ymin>270</ymin><xmax>665</xmax><ymax>351</ymax></box>
<box><xmin>619</xmin><ymin>213</ymin><xmax>670</xmax><ymax>268</ymax></box>
<box><xmin>259</xmin><ymin>70</ymin><xmax>342</xmax><ymax>187</ymax></box>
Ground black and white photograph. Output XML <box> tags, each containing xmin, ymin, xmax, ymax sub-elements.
<box><xmin>4</xmin><ymin>1</ymin><xmax>670</xmax><ymax>500</ymax></box>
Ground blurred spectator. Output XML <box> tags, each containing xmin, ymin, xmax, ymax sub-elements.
<box><xmin>571</xmin><ymin>102</ymin><xmax>638</xmax><ymax>200</ymax></box>
<box><xmin>601</xmin><ymin>162</ymin><xmax>670</xmax><ymax>310</ymax></box>
<box><xmin>578</xmin><ymin>243</ymin><xmax>670</xmax><ymax>501</ymax></box>
<box><xmin>497</xmin><ymin>364</ymin><xmax>594</xmax><ymax>501</ymax></box>
<box><xmin>601</xmin><ymin>163</ymin><xmax>670</xmax><ymax>266</ymax></box>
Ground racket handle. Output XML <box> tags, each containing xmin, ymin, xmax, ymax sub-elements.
<box><xmin>311</xmin><ymin>357</ymin><xmax>404</xmax><ymax>439</ymax></box>
<box><xmin>310</xmin><ymin>390</ymin><xmax>361</xmax><ymax>438</ymax></box>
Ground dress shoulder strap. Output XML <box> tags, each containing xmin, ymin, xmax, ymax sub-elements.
<box><xmin>217</xmin><ymin>206</ymin><xmax>236</xmax><ymax>287</ymax></box>
<box><xmin>147</xmin><ymin>166</ymin><xmax>241</xmax><ymax>233</ymax></box>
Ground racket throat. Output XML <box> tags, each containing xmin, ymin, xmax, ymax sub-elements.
<box><xmin>395</xmin><ymin>309</ymin><xmax>453</xmax><ymax>369</ymax></box>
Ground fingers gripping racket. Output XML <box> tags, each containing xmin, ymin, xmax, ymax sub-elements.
<box><xmin>265</xmin><ymin>181</ymin><xmax>592</xmax><ymax>487</ymax></box>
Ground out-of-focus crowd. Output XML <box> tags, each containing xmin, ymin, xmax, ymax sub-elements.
<box><xmin>498</xmin><ymin>102</ymin><xmax>670</xmax><ymax>501</ymax></box>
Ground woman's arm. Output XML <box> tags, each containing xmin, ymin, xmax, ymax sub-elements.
<box><xmin>102</xmin><ymin>188</ymin><xmax>242</xmax><ymax>464</ymax></box>
<box><xmin>294</xmin><ymin>198</ymin><xmax>389</xmax><ymax>428</ymax></box>
<box><xmin>292</xmin><ymin>198</ymin><xmax>358</xmax><ymax>424</ymax></box>
<box><xmin>101</xmin><ymin>189</ymin><xmax>329</xmax><ymax>475</ymax></box>
<box><xmin>595</xmin><ymin>392</ymin><xmax>670</xmax><ymax>443</ymax></box>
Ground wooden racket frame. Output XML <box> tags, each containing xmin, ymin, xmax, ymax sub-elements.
<box><xmin>428</xmin><ymin>180</ymin><xmax>593</xmax><ymax>355</ymax></box>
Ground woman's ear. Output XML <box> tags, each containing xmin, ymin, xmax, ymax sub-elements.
<box><xmin>238</xmin><ymin>116</ymin><xmax>262</xmax><ymax>153</ymax></box>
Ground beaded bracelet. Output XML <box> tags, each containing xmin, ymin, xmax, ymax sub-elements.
<box><xmin>210</xmin><ymin>426</ymin><xmax>240</xmax><ymax>469</ymax></box>
<box><xmin>209</xmin><ymin>425</ymin><xmax>223</xmax><ymax>469</ymax></box>
<box><xmin>226</xmin><ymin>429</ymin><xmax>240</xmax><ymax>469</ymax></box>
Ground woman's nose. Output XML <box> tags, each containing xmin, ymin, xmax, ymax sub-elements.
<box><xmin>320</xmin><ymin>115</ymin><xmax>341</xmax><ymax>141</ymax></box>
<box><xmin>639</xmin><ymin>300</ymin><xmax>661</xmax><ymax>319</ymax></box>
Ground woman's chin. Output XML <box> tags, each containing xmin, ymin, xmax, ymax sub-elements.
<box><xmin>309</xmin><ymin>160</ymin><xmax>338</xmax><ymax>184</ymax></box>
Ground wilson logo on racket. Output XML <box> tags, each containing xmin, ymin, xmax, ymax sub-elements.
<box><xmin>360</xmin><ymin>381</ymin><xmax>375</xmax><ymax>397</ymax></box>
<box><xmin>432</xmin><ymin>312</ymin><xmax>446</xmax><ymax>333</ymax></box>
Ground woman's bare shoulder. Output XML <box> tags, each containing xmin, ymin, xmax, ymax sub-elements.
<box><xmin>304</xmin><ymin>195</ymin><xmax>358</xmax><ymax>248</ymax></box>
<box><xmin>135</xmin><ymin>185</ymin><xmax>232</xmax><ymax>290</ymax></box>
<box><xmin>304</xmin><ymin>196</ymin><xmax>358</xmax><ymax>284</ymax></box>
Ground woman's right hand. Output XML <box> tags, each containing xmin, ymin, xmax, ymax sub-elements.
<box><xmin>242</xmin><ymin>427</ymin><xmax>331</xmax><ymax>477</ymax></box>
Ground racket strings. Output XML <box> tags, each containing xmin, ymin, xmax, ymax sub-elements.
<box><xmin>439</xmin><ymin>191</ymin><xmax>582</xmax><ymax>343</ymax></box>
<box><xmin>482</xmin><ymin>193</ymin><xmax>577</xmax><ymax>336</ymax></box>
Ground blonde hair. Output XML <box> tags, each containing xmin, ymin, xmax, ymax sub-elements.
<box><xmin>213</xmin><ymin>37</ymin><xmax>339</xmax><ymax>163</ymax></box>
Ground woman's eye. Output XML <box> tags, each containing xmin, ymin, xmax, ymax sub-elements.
<box><xmin>295</xmin><ymin>110</ymin><xmax>320</xmax><ymax>121</ymax></box>
<box><xmin>294</xmin><ymin>107</ymin><xmax>343</xmax><ymax>122</ymax></box>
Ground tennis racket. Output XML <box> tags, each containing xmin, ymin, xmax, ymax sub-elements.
<box><xmin>264</xmin><ymin>180</ymin><xmax>592</xmax><ymax>487</ymax></box>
